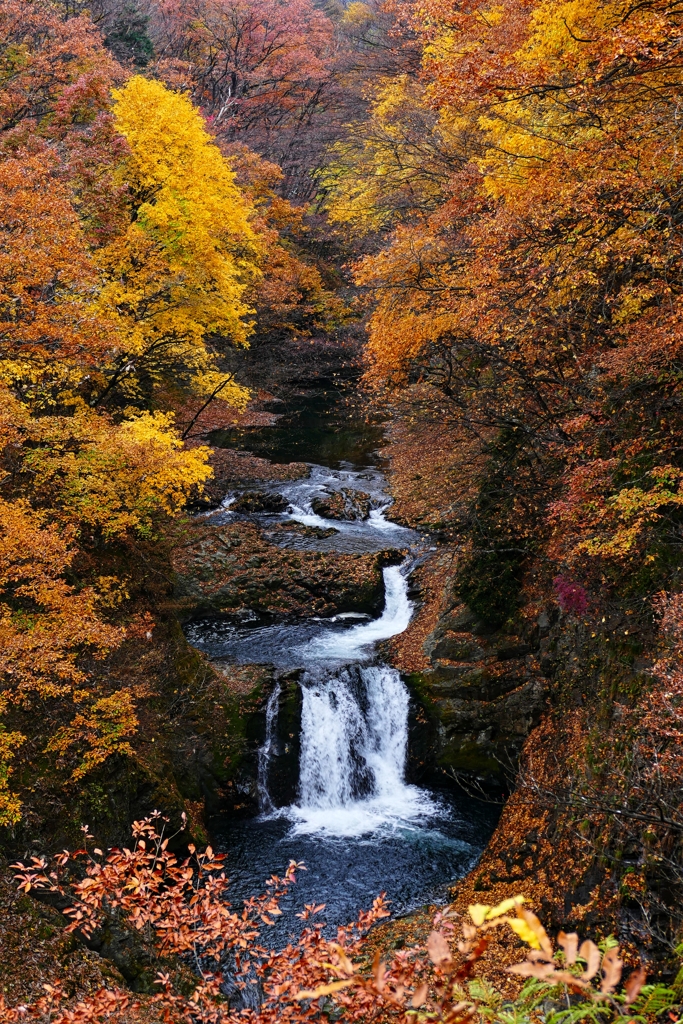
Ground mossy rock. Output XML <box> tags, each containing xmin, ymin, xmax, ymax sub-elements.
<box><xmin>437</xmin><ymin>740</ymin><xmax>501</xmax><ymax>776</ymax></box>
<box><xmin>431</xmin><ymin>637</ymin><xmax>485</xmax><ymax>662</ymax></box>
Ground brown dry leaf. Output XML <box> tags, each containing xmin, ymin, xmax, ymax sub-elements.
<box><xmin>579</xmin><ymin>940</ymin><xmax>601</xmax><ymax>981</ymax></box>
<box><xmin>449</xmin><ymin>1000</ymin><xmax>475</xmax><ymax>1021</ymax></box>
<box><xmin>600</xmin><ymin>946</ymin><xmax>623</xmax><ymax>994</ymax></box>
<box><xmin>507</xmin><ymin>961</ymin><xmax>557</xmax><ymax>980</ymax></box>
<box><xmin>552</xmin><ymin>970</ymin><xmax>590</xmax><ymax>990</ymax></box>
<box><xmin>624</xmin><ymin>965</ymin><xmax>647</xmax><ymax>1004</ymax></box>
<box><xmin>329</xmin><ymin>943</ymin><xmax>355</xmax><ymax>976</ymax></box>
<box><xmin>558</xmin><ymin>931</ymin><xmax>579</xmax><ymax>965</ymax></box>
<box><xmin>529</xmin><ymin>949</ymin><xmax>555</xmax><ymax>963</ymax></box>
<box><xmin>427</xmin><ymin>930</ymin><xmax>452</xmax><ymax>965</ymax></box>
<box><xmin>373</xmin><ymin>951</ymin><xmax>386</xmax><ymax>992</ymax></box>
<box><xmin>411</xmin><ymin>983</ymin><xmax>428</xmax><ymax>1008</ymax></box>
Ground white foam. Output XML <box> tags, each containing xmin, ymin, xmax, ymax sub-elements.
<box><xmin>367</xmin><ymin>507</ymin><xmax>397</xmax><ymax>531</ymax></box>
<box><xmin>298</xmin><ymin>565</ymin><xmax>412</xmax><ymax>662</ymax></box>
<box><xmin>283</xmin><ymin>661</ymin><xmax>437</xmax><ymax>837</ymax></box>
<box><xmin>285</xmin><ymin>788</ymin><xmax>438</xmax><ymax>838</ymax></box>
<box><xmin>287</xmin><ymin>503</ymin><xmax>342</xmax><ymax>532</ymax></box>
<box><xmin>257</xmin><ymin>682</ymin><xmax>281</xmax><ymax>813</ymax></box>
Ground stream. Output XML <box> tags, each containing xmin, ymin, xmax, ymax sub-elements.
<box><xmin>184</xmin><ymin>384</ymin><xmax>499</xmax><ymax>939</ymax></box>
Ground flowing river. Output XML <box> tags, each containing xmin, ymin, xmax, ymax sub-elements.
<box><xmin>184</xmin><ymin>386</ymin><xmax>498</xmax><ymax>939</ymax></box>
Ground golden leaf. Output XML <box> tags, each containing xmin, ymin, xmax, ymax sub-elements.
<box><xmin>468</xmin><ymin>903</ymin><xmax>490</xmax><ymax>926</ymax></box>
<box><xmin>507</xmin><ymin>917</ymin><xmax>543</xmax><ymax>950</ymax></box>
<box><xmin>485</xmin><ymin>896</ymin><xmax>526</xmax><ymax>919</ymax></box>
<box><xmin>295</xmin><ymin>979</ymin><xmax>356</xmax><ymax>1000</ymax></box>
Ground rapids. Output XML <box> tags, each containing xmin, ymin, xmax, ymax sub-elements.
<box><xmin>184</xmin><ymin>391</ymin><xmax>498</xmax><ymax>935</ymax></box>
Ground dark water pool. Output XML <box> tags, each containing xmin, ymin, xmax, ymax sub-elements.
<box><xmin>210</xmin><ymin>383</ymin><xmax>386</xmax><ymax>467</ymax></box>
<box><xmin>212</xmin><ymin>792</ymin><xmax>499</xmax><ymax>946</ymax></box>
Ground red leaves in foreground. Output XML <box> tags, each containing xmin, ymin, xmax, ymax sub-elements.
<box><xmin>4</xmin><ymin>818</ymin><xmax>654</xmax><ymax>1024</ymax></box>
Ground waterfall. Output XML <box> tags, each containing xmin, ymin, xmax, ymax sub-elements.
<box><xmin>256</xmin><ymin>563</ymin><xmax>436</xmax><ymax>835</ymax></box>
<box><xmin>288</xmin><ymin>662</ymin><xmax>433</xmax><ymax>836</ymax></box>
<box><xmin>363</xmin><ymin>665</ymin><xmax>411</xmax><ymax>799</ymax></box>
<box><xmin>257</xmin><ymin>681</ymin><xmax>281</xmax><ymax>813</ymax></box>
<box><xmin>297</xmin><ymin>666</ymin><xmax>373</xmax><ymax>808</ymax></box>
<box><xmin>298</xmin><ymin>664</ymin><xmax>409</xmax><ymax>808</ymax></box>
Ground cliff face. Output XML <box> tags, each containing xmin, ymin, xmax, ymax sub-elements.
<box><xmin>378</xmin><ymin>410</ymin><xmax>680</xmax><ymax>967</ymax></box>
<box><xmin>385</xmin><ymin>546</ymin><xmax>547</xmax><ymax>788</ymax></box>
<box><xmin>405</xmin><ymin>602</ymin><xmax>546</xmax><ymax>783</ymax></box>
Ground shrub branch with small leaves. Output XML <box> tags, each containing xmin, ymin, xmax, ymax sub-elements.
<box><xmin>3</xmin><ymin>818</ymin><xmax>680</xmax><ymax>1024</ymax></box>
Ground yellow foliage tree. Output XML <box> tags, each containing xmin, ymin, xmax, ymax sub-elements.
<box><xmin>0</xmin><ymin>23</ymin><xmax>261</xmax><ymax>827</ymax></box>
<box><xmin>3</xmin><ymin>386</ymin><xmax>213</xmax><ymax>539</ymax></box>
<box><xmin>0</xmin><ymin>699</ymin><xmax>23</xmax><ymax>827</ymax></box>
<box><xmin>45</xmin><ymin>689</ymin><xmax>138</xmax><ymax>783</ymax></box>
<box><xmin>23</xmin><ymin>408</ymin><xmax>214</xmax><ymax>539</ymax></box>
<box><xmin>0</xmin><ymin>380</ymin><xmax>214</xmax><ymax>818</ymax></box>
<box><xmin>94</xmin><ymin>76</ymin><xmax>259</xmax><ymax>407</ymax></box>
<box><xmin>322</xmin><ymin>75</ymin><xmax>463</xmax><ymax>236</ymax></box>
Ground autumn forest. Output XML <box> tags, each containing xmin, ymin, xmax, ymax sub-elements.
<box><xmin>1</xmin><ymin>0</ymin><xmax>683</xmax><ymax>1021</ymax></box>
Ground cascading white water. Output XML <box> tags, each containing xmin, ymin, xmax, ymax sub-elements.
<box><xmin>298</xmin><ymin>664</ymin><xmax>408</xmax><ymax>807</ymax></box>
<box><xmin>257</xmin><ymin>682</ymin><xmax>281</xmax><ymax>813</ymax></box>
<box><xmin>256</xmin><ymin>564</ymin><xmax>436</xmax><ymax>835</ymax></box>
<box><xmin>298</xmin><ymin>564</ymin><xmax>413</xmax><ymax>663</ymax></box>
<box><xmin>289</xmin><ymin>663</ymin><xmax>434</xmax><ymax>836</ymax></box>
<box><xmin>363</xmin><ymin>665</ymin><xmax>410</xmax><ymax>798</ymax></box>
<box><xmin>297</xmin><ymin>667</ymin><xmax>371</xmax><ymax>809</ymax></box>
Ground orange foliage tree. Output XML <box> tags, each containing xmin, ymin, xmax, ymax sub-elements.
<box><xmin>0</xmin><ymin>0</ymin><xmax>350</xmax><ymax>827</ymax></box>
<box><xmin>224</xmin><ymin>143</ymin><xmax>347</xmax><ymax>342</ymax></box>
<box><xmin>331</xmin><ymin>0</ymin><xmax>683</xmax><ymax>944</ymax></box>
<box><xmin>337</xmin><ymin>0</ymin><xmax>683</xmax><ymax>607</ymax></box>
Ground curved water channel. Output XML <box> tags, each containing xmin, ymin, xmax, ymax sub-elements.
<box><xmin>184</xmin><ymin>388</ymin><xmax>499</xmax><ymax>938</ymax></box>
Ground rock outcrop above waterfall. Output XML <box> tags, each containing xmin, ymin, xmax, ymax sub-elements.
<box><xmin>388</xmin><ymin>553</ymin><xmax>547</xmax><ymax>786</ymax></box>
<box><xmin>172</xmin><ymin>519</ymin><xmax>386</xmax><ymax>619</ymax></box>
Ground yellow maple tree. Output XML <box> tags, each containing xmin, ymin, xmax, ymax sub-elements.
<box><xmin>94</xmin><ymin>75</ymin><xmax>259</xmax><ymax>407</ymax></box>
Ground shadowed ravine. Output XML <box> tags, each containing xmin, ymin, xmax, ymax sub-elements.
<box><xmin>184</xmin><ymin>400</ymin><xmax>499</xmax><ymax>938</ymax></box>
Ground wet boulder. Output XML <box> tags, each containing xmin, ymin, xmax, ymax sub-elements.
<box><xmin>311</xmin><ymin>488</ymin><xmax>373</xmax><ymax>521</ymax></box>
<box><xmin>263</xmin><ymin>673</ymin><xmax>303</xmax><ymax>808</ymax></box>
<box><xmin>231</xmin><ymin>490</ymin><xmax>289</xmax><ymax>514</ymax></box>
<box><xmin>311</xmin><ymin>491</ymin><xmax>348</xmax><ymax>520</ymax></box>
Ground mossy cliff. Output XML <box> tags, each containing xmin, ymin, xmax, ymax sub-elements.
<box><xmin>401</xmin><ymin>602</ymin><xmax>546</xmax><ymax>786</ymax></box>
<box><xmin>0</xmin><ymin>608</ymin><xmax>278</xmax><ymax>854</ymax></box>
<box><xmin>387</xmin><ymin>548</ymin><xmax>547</xmax><ymax>789</ymax></box>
